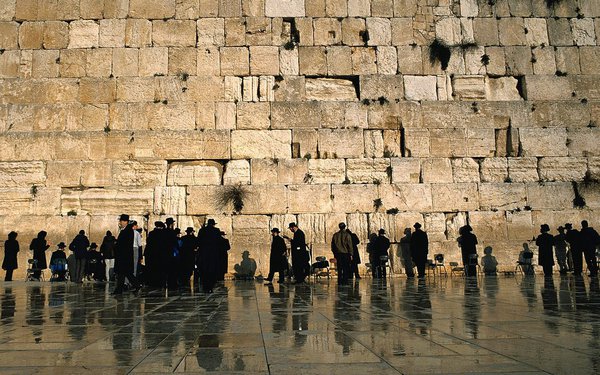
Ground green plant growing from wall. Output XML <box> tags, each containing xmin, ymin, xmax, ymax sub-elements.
<box><xmin>216</xmin><ymin>184</ymin><xmax>248</xmax><ymax>214</ymax></box>
<box><xmin>373</xmin><ymin>198</ymin><xmax>383</xmax><ymax>211</ymax></box>
<box><xmin>429</xmin><ymin>39</ymin><xmax>451</xmax><ymax>70</ymax></box>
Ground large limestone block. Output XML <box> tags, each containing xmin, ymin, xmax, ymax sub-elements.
<box><xmin>167</xmin><ymin>161</ymin><xmax>223</xmax><ymax>186</ymax></box>
<box><xmin>531</xmin><ymin>102</ymin><xmax>589</xmax><ymax>129</ymax></box>
<box><xmin>18</xmin><ymin>21</ymin><xmax>43</xmax><ymax>49</ymax></box>
<box><xmin>297</xmin><ymin>213</ymin><xmax>326</xmax><ymax>244</ymax></box>
<box><xmin>220</xmin><ymin>47</ymin><xmax>250</xmax><ymax>75</ymax></box>
<box><xmin>186</xmin><ymin>186</ymin><xmax>219</xmax><ymax>214</ymax></box>
<box><xmin>0</xmin><ymin>0</ymin><xmax>15</xmax><ymax>21</ymax></box>
<box><xmin>125</xmin><ymin>19</ymin><xmax>152</xmax><ymax>47</ymax></box>
<box><xmin>431</xmin><ymin>183</ymin><xmax>479</xmax><ymax>212</ymax></box>
<box><xmin>567</xmin><ymin>128</ymin><xmax>600</xmax><ymax>157</ymax></box>
<box><xmin>538</xmin><ymin>157</ymin><xmax>588</xmax><ymax>182</ymax></box>
<box><xmin>508</xmin><ymin>157</ymin><xmax>539</xmax><ymax>182</ymax></box>
<box><xmin>99</xmin><ymin>19</ymin><xmax>126</xmax><ymax>47</ymax></box>
<box><xmin>485</xmin><ymin>77</ymin><xmax>522</xmax><ymax>101</ymax></box>
<box><xmin>236</xmin><ymin>102</ymin><xmax>270</xmax><ymax>129</ymax></box>
<box><xmin>249</xmin><ymin>46</ymin><xmax>279</xmax><ymax>75</ymax></box>
<box><xmin>404</xmin><ymin>129</ymin><xmax>430</xmax><ymax>157</ymax></box>
<box><xmin>307</xmin><ymin>159</ymin><xmax>346</xmax><ymax>184</ymax></box>
<box><xmin>469</xmin><ymin>211</ymin><xmax>507</xmax><ymax>241</ymax></box>
<box><xmin>571</xmin><ymin>18</ymin><xmax>596</xmax><ymax>46</ymax></box>
<box><xmin>152</xmin><ymin>20</ymin><xmax>196</xmax><ymax>47</ymax></box>
<box><xmin>473</xmin><ymin>17</ymin><xmax>499</xmax><ymax>45</ymax></box>
<box><xmin>0</xmin><ymin>161</ymin><xmax>45</xmax><ymax>187</ymax></box>
<box><xmin>366</xmin><ymin>17</ymin><xmax>391</xmax><ymax>45</ymax></box>
<box><xmin>506</xmin><ymin>210</ymin><xmax>534</xmax><ymax>241</ymax></box>
<box><xmin>0</xmin><ymin>187</ymin><xmax>60</xmax><ymax>216</ymax></box>
<box><xmin>480</xmin><ymin>158</ymin><xmax>508</xmax><ymax>183</ymax></box>
<box><xmin>368</xmin><ymin>212</ymin><xmax>399</xmax><ymax>241</ymax></box>
<box><xmin>451</xmin><ymin>75</ymin><xmax>485</xmax><ymax>101</ymax></box>
<box><xmin>61</xmin><ymin>188</ymin><xmax>154</xmax><ymax>215</ymax></box>
<box><xmin>421</xmin><ymin>158</ymin><xmax>452</xmax><ymax>183</ymax></box>
<box><xmin>404</xmin><ymin>75</ymin><xmax>437</xmax><ymax>101</ymax></box>
<box><xmin>154</xmin><ymin>186</ymin><xmax>186</xmax><ymax>215</ymax></box>
<box><xmin>265</xmin><ymin>0</ymin><xmax>305</xmax><ymax>17</ymax></box>
<box><xmin>287</xmin><ymin>184</ymin><xmax>332</xmax><ymax>213</ymax></box>
<box><xmin>479</xmin><ymin>183</ymin><xmax>527</xmax><ymax>210</ymax></box>
<box><xmin>364</xmin><ymin>130</ymin><xmax>384</xmax><ymax>158</ymax></box>
<box><xmin>68</xmin><ymin>20</ymin><xmax>99</xmax><ymax>49</ymax></box>
<box><xmin>346</xmin><ymin>158</ymin><xmax>390</xmax><ymax>184</ymax></box>
<box><xmin>317</xmin><ymin>129</ymin><xmax>364</xmax><ymax>158</ymax></box>
<box><xmin>231</xmin><ymin>130</ymin><xmax>291</xmax><ymax>159</ymax></box>
<box><xmin>305</xmin><ymin>78</ymin><xmax>358</xmax><ymax>101</ymax></box>
<box><xmin>378</xmin><ymin>184</ymin><xmax>433</xmax><ymax>212</ymax></box>
<box><xmin>519</xmin><ymin>128</ymin><xmax>568</xmax><ymax>157</ymax></box>
<box><xmin>580</xmin><ymin>183</ymin><xmax>600</xmax><ymax>209</ymax></box>
<box><xmin>390</xmin><ymin>158</ymin><xmax>420</xmax><ymax>183</ymax></box>
<box><xmin>251</xmin><ymin>158</ymin><xmax>308</xmax><ymax>185</ymax></box>
<box><xmin>240</xmin><ymin>185</ymin><xmax>287</xmax><ymax>214</ymax></box>
<box><xmin>129</xmin><ymin>0</ymin><xmax>176</xmax><ymax>19</ymax></box>
<box><xmin>522</xmin><ymin>76</ymin><xmax>573</xmax><ymax>101</ymax></box>
<box><xmin>360</xmin><ymin>75</ymin><xmax>404</xmax><ymax>100</ymax></box>
<box><xmin>231</xmin><ymin>215</ymin><xmax>270</xmax><ymax>248</ymax></box>
<box><xmin>460</xmin><ymin>0</ymin><xmax>478</xmax><ymax>17</ymax></box>
<box><xmin>331</xmin><ymin>184</ymin><xmax>379</xmax><ymax>213</ymax></box>
<box><xmin>197</xmin><ymin>18</ymin><xmax>224</xmax><ymax>46</ymax></box>
<box><xmin>0</xmin><ymin>50</ymin><xmax>19</xmax><ymax>78</ymax></box>
<box><xmin>223</xmin><ymin>159</ymin><xmax>250</xmax><ymax>185</ymax></box>
<box><xmin>526</xmin><ymin>182</ymin><xmax>576</xmax><ymax>210</ymax></box>
<box><xmin>451</xmin><ymin>158</ymin><xmax>480</xmax><ymax>183</ymax></box>
<box><xmin>313</xmin><ymin>17</ymin><xmax>342</xmax><ymax>45</ymax></box>
<box><xmin>113</xmin><ymin>160</ymin><xmax>167</xmax><ymax>187</ymax></box>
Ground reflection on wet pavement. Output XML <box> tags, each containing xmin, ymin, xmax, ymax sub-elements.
<box><xmin>1</xmin><ymin>275</ymin><xmax>600</xmax><ymax>374</ymax></box>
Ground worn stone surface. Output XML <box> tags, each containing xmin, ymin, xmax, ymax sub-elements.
<box><xmin>167</xmin><ymin>161</ymin><xmax>223</xmax><ymax>186</ymax></box>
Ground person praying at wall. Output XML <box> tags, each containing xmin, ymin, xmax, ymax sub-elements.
<box><xmin>144</xmin><ymin>221</ymin><xmax>169</xmax><ymax>288</ymax></box>
<box><xmin>565</xmin><ymin>223</ymin><xmax>583</xmax><ymax>276</ymax></box>
<box><xmin>285</xmin><ymin>222</ymin><xmax>309</xmax><ymax>284</ymax></box>
<box><xmin>100</xmin><ymin>231</ymin><xmax>116</xmax><ymax>281</ymax></box>
<box><xmin>580</xmin><ymin>220</ymin><xmax>600</xmax><ymax>277</ymax></box>
<box><xmin>218</xmin><ymin>231</ymin><xmax>231</xmax><ymax>282</ymax></box>
<box><xmin>2</xmin><ymin>232</ymin><xmax>19</xmax><ymax>282</ymax></box>
<box><xmin>112</xmin><ymin>214</ymin><xmax>140</xmax><ymax>295</ymax></box>
<box><xmin>458</xmin><ymin>225</ymin><xmax>478</xmax><ymax>277</ymax></box>
<box><xmin>410</xmin><ymin>223</ymin><xmax>429</xmax><ymax>279</ymax></box>
<box><xmin>265</xmin><ymin>228</ymin><xmax>287</xmax><ymax>285</ymax></box>
<box><xmin>29</xmin><ymin>231</ymin><xmax>50</xmax><ymax>281</ymax></box>
<box><xmin>554</xmin><ymin>226</ymin><xmax>569</xmax><ymax>275</ymax></box>
<box><xmin>49</xmin><ymin>242</ymin><xmax>67</xmax><ymax>282</ymax></box>
<box><xmin>69</xmin><ymin>230</ymin><xmax>90</xmax><ymax>284</ymax></box>
<box><xmin>399</xmin><ymin>228</ymin><xmax>414</xmax><ymax>278</ymax></box>
<box><xmin>196</xmin><ymin>219</ymin><xmax>222</xmax><ymax>293</ymax></box>
<box><xmin>179</xmin><ymin>227</ymin><xmax>198</xmax><ymax>288</ymax></box>
<box><xmin>536</xmin><ymin>224</ymin><xmax>555</xmax><ymax>277</ymax></box>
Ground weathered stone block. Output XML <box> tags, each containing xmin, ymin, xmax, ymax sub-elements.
<box><xmin>307</xmin><ymin>159</ymin><xmax>345</xmax><ymax>184</ymax></box>
<box><xmin>480</xmin><ymin>158</ymin><xmax>508</xmax><ymax>183</ymax></box>
<box><xmin>99</xmin><ymin>19</ymin><xmax>126</xmax><ymax>48</ymax></box>
<box><xmin>167</xmin><ymin>161</ymin><xmax>223</xmax><ymax>186</ymax></box>
<box><xmin>112</xmin><ymin>48</ymin><xmax>139</xmax><ymax>77</ymax></box>
<box><xmin>113</xmin><ymin>160</ymin><xmax>167</xmax><ymax>187</ymax></box>
<box><xmin>152</xmin><ymin>20</ymin><xmax>196</xmax><ymax>47</ymax></box>
<box><xmin>251</xmin><ymin>158</ymin><xmax>308</xmax><ymax>185</ymax></box>
<box><xmin>138</xmin><ymin>47</ymin><xmax>168</xmax><ymax>76</ymax></box>
<box><xmin>526</xmin><ymin>182</ymin><xmax>575</xmax><ymax>210</ymax></box>
<box><xmin>79</xmin><ymin>78</ymin><xmax>116</xmax><ymax>104</ymax></box>
<box><xmin>404</xmin><ymin>128</ymin><xmax>429</xmax><ymax>157</ymax></box>
<box><xmin>346</xmin><ymin>158</ymin><xmax>390</xmax><ymax>184</ymax></box>
<box><xmin>522</xmin><ymin>76</ymin><xmax>573</xmax><ymax>101</ymax></box>
<box><xmin>519</xmin><ymin>127</ymin><xmax>568</xmax><ymax>157</ymax></box>
<box><xmin>366</xmin><ymin>17</ymin><xmax>391</xmax><ymax>46</ymax></box>
<box><xmin>0</xmin><ymin>161</ymin><xmax>45</xmax><ymax>187</ymax></box>
<box><xmin>265</xmin><ymin>0</ymin><xmax>305</xmax><ymax>17</ymax></box>
<box><xmin>547</xmin><ymin>18</ymin><xmax>574</xmax><ymax>46</ymax></box>
<box><xmin>271</xmin><ymin>102</ymin><xmax>320</xmax><ymax>129</ymax></box>
<box><xmin>506</xmin><ymin>210</ymin><xmax>534</xmax><ymax>241</ymax></box>
<box><xmin>498</xmin><ymin>17</ymin><xmax>527</xmax><ymax>46</ymax></box>
<box><xmin>364</xmin><ymin>130</ymin><xmax>384</xmax><ymax>158</ymax></box>
<box><xmin>351</xmin><ymin>46</ymin><xmax>377</xmax><ymax>74</ymax></box>
<box><xmin>61</xmin><ymin>188</ymin><xmax>153</xmax><ymax>215</ymax></box>
<box><xmin>431</xmin><ymin>183</ymin><xmax>479</xmax><ymax>212</ymax></box>
<box><xmin>68</xmin><ymin>20</ymin><xmax>98</xmax><ymax>48</ymax></box>
<box><xmin>360</xmin><ymin>75</ymin><xmax>404</xmax><ymax>100</ymax></box>
<box><xmin>538</xmin><ymin>157</ymin><xmax>587</xmax><ymax>182</ymax></box>
<box><xmin>288</xmin><ymin>184</ymin><xmax>332</xmax><ymax>213</ymax></box>
<box><xmin>469</xmin><ymin>211</ymin><xmax>507</xmax><ymax>241</ymax></box>
<box><xmin>421</xmin><ymin>158</ymin><xmax>452</xmax><ymax>183</ymax></box>
<box><xmin>479</xmin><ymin>183</ymin><xmax>527</xmax><ymax>210</ymax></box>
<box><xmin>485</xmin><ymin>77</ymin><xmax>521</xmax><ymax>101</ymax></box>
<box><xmin>318</xmin><ymin>129</ymin><xmax>365</xmax><ymax>158</ymax></box>
<box><xmin>330</xmin><ymin>184</ymin><xmax>376</xmax><ymax>213</ymax></box>
<box><xmin>215</xmin><ymin>102</ymin><xmax>236</xmax><ymax>130</ymax></box>
<box><xmin>240</xmin><ymin>185</ymin><xmax>287</xmax><ymax>215</ymax></box>
<box><xmin>231</xmin><ymin>130</ymin><xmax>291</xmax><ymax>159</ymax></box>
<box><xmin>17</xmin><ymin>21</ymin><xmax>43</xmax><ymax>49</ymax></box>
<box><xmin>305</xmin><ymin>78</ymin><xmax>357</xmax><ymax>101</ymax></box>
<box><xmin>0</xmin><ymin>50</ymin><xmax>19</xmax><ymax>78</ymax></box>
<box><xmin>567</xmin><ymin>128</ymin><xmax>600</xmax><ymax>157</ymax></box>
<box><xmin>249</xmin><ymin>46</ymin><xmax>279</xmax><ymax>75</ymax></box>
<box><xmin>220</xmin><ymin>47</ymin><xmax>249</xmax><ymax>75</ymax></box>
<box><xmin>571</xmin><ymin>18</ymin><xmax>596</xmax><ymax>46</ymax></box>
<box><xmin>32</xmin><ymin>50</ymin><xmax>59</xmax><ymax>78</ymax></box>
<box><xmin>235</xmin><ymin>102</ymin><xmax>270</xmax><ymax>129</ymax></box>
<box><xmin>342</xmin><ymin>17</ymin><xmax>365</xmax><ymax>46</ymax></box>
<box><xmin>129</xmin><ymin>0</ymin><xmax>175</xmax><ymax>19</ymax></box>
<box><xmin>505</xmin><ymin>46</ymin><xmax>532</xmax><ymax>75</ymax></box>
<box><xmin>452</xmin><ymin>75</ymin><xmax>485</xmax><ymax>101</ymax></box>
<box><xmin>154</xmin><ymin>186</ymin><xmax>186</xmax><ymax>215</ymax></box>
<box><xmin>508</xmin><ymin>157</ymin><xmax>539</xmax><ymax>182</ymax></box>
<box><xmin>223</xmin><ymin>159</ymin><xmax>250</xmax><ymax>185</ymax></box>
<box><xmin>379</xmin><ymin>184</ymin><xmax>433</xmax><ymax>212</ymax></box>
<box><xmin>451</xmin><ymin>158</ymin><xmax>480</xmax><ymax>183</ymax></box>
<box><xmin>389</xmin><ymin>158</ymin><xmax>419</xmax><ymax>183</ymax></box>
<box><xmin>555</xmin><ymin>47</ymin><xmax>580</xmax><ymax>75</ymax></box>
<box><xmin>313</xmin><ymin>17</ymin><xmax>341</xmax><ymax>45</ymax></box>
<box><xmin>125</xmin><ymin>19</ymin><xmax>152</xmax><ymax>47</ymax></box>
<box><xmin>298</xmin><ymin>46</ymin><xmax>327</xmax><ymax>75</ymax></box>
<box><xmin>524</xmin><ymin>18</ymin><xmax>548</xmax><ymax>46</ymax></box>
<box><xmin>473</xmin><ymin>17</ymin><xmax>499</xmax><ymax>45</ymax></box>
<box><xmin>404</xmin><ymin>75</ymin><xmax>437</xmax><ymax>101</ymax></box>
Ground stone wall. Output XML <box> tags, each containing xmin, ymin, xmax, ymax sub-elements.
<box><xmin>1</xmin><ymin>0</ymin><xmax>599</xmax><ymax>277</ymax></box>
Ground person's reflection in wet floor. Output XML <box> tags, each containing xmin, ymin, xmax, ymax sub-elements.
<box><xmin>334</xmin><ymin>283</ymin><xmax>359</xmax><ymax>355</ymax></box>
<box><xmin>292</xmin><ymin>284</ymin><xmax>310</xmax><ymax>348</ymax></box>
<box><xmin>482</xmin><ymin>274</ymin><xmax>499</xmax><ymax>307</ymax></box>
<box><xmin>48</xmin><ymin>284</ymin><xmax>66</xmax><ymax>325</ymax></box>
<box><xmin>587</xmin><ymin>278</ymin><xmax>600</xmax><ymax>374</ymax></box>
<box><xmin>520</xmin><ymin>273</ymin><xmax>537</xmax><ymax>311</ymax></box>
<box><xmin>1</xmin><ymin>287</ymin><xmax>16</xmax><ymax>322</ymax></box>
<box><xmin>267</xmin><ymin>283</ymin><xmax>289</xmax><ymax>333</ymax></box>
<box><xmin>464</xmin><ymin>277</ymin><xmax>480</xmax><ymax>339</ymax></box>
<box><xmin>26</xmin><ymin>285</ymin><xmax>46</xmax><ymax>342</ymax></box>
<box><xmin>558</xmin><ymin>273</ymin><xmax>574</xmax><ymax>311</ymax></box>
<box><xmin>540</xmin><ymin>277</ymin><xmax>559</xmax><ymax>333</ymax></box>
<box><xmin>195</xmin><ymin>334</ymin><xmax>224</xmax><ymax>372</ymax></box>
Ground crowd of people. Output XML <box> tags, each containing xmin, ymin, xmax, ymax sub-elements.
<box><xmin>2</xmin><ymin>214</ymin><xmax>600</xmax><ymax>292</ymax></box>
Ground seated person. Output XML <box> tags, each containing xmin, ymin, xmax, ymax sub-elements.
<box><xmin>87</xmin><ymin>242</ymin><xmax>105</xmax><ymax>282</ymax></box>
<box><xmin>518</xmin><ymin>243</ymin><xmax>534</xmax><ymax>275</ymax></box>
<box><xmin>233</xmin><ymin>250</ymin><xmax>257</xmax><ymax>280</ymax></box>
<box><xmin>50</xmin><ymin>242</ymin><xmax>68</xmax><ymax>281</ymax></box>
<box><xmin>481</xmin><ymin>246</ymin><xmax>498</xmax><ymax>276</ymax></box>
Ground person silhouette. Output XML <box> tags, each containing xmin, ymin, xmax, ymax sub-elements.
<box><xmin>481</xmin><ymin>246</ymin><xmax>498</xmax><ymax>276</ymax></box>
<box><xmin>233</xmin><ymin>251</ymin><xmax>257</xmax><ymax>280</ymax></box>
<box><xmin>536</xmin><ymin>224</ymin><xmax>555</xmax><ymax>277</ymax></box>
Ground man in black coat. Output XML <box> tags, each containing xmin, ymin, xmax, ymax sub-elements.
<box><xmin>348</xmin><ymin>229</ymin><xmax>361</xmax><ymax>279</ymax></box>
<box><xmin>410</xmin><ymin>222</ymin><xmax>429</xmax><ymax>279</ymax></box>
<box><xmin>113</xmin><ymin>214</ymin><xmax>140</xmax><ymax>295</ymax></box>
<box><xmin>218</xmin><ymin>231</ymin><xmax>231</xmax><ymax>281</ymax></box>
<box><xmin>536</xmin><ymin>224</ymin><xmax>555</xmax><ymax>277</ymax></box>
<box><xmin>372</xmin><ymin>229</ymin><xmax>390</xmax><ymax>278</ymax></box>
<box><xmin>144</xmin><ymin>221</ymin><xmax>169</xmax><ymax>288</ymax></box>
<box><xmin>69</xmin><ymin>230</ymin><xmax>90</xmax><ymax>283</ymax></box>
<box><xmin>179</xmin><ymin>227</ymin><xmax>198</xmax><ymax>287</ymax></box>
<box><xmin>286</xmin><ymin>222</ymin><xmax>309</xmax><ymax>284</ymax></box>
<box><xmin>565</xmin><ymin>223</ymin><xmax>583</xmax><ymax>276</ymax></box>
<box><xmin>581</xmin><ymin>220</ymin><xmax>600</xmax><ymax>277</ymax></box>
<box><xmin>2</xmin><ymin>231</ymin><xmax>19</xmax><ymax>281</ymax></box>
<box><xmin>197</xmin><ymin>219</ymin><xmax>222</xmax><ymax>293</ymax></box>
<box><xmin>458</xmin><ymin>225</ymin><xmax>478</xmax><ymax>277</ymax></box>
<box><xmin>265</xmin><ymin>228</ymin><xmax>287</xmax><ymax>285</ymax></box>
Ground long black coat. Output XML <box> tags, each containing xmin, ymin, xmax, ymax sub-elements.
<box><xmin>350</xmin><ymin>232</ymin><xmax>361</xmax><ymax>264</ymax></box>
<box><xmin>2</xmin><ymin>239</ymin><xmax>19</xmax><ymax>270</ymax></box>
<box><xmin>114</xmin><ymin>224</ymin><xmax>134</xmax><ymax>275</ymax></box>
<box><xmin>269</xmin><ymin>235</ymin><xmax>287</xmax><ymax>272</ymax></box>
<box><xmin>29</xmin><ymin>238</ymin><xmax>49</xmax><ymax>269</ymax></box>
<box><xmin>180</xmin><ymin>234</ymin><xmax>198</xmax><ymax>276</ymax></box>
<box><xmin>459</xmin><ymin>232</ymin><xmax>478</xmax><ymax>266</ymax></box>
<box><xmin>197</xmin><ymin>226</ymin><xmax>222</xmax><ymax>290</ymax></box>
<box><xmin>536</xmin><ymin>232</ymin><xmax>555</xmax><ymax>267</ymax></box>
<box><xmin>410</xmin><ymin>229</ymin><xmax>429</xmax><ymax>263</ymax></box>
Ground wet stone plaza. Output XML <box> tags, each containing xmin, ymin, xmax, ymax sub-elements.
<box><xmin>0</xmin><ymin>276</ymin><xmax>599</xmax><ymax>374</ymax></box>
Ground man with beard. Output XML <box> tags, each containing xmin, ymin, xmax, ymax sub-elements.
<box><xmin>286</xmin><ymin>222</ymin><xmax>309</xmax><ymax>284</ymax></box>
<box><xmin>410</xmin><ymin>223</ymin><xmax>429</xmax><ymax>279</ymax></box>
<box><xmin>197</xmin><ymin>219</ymin><xmax>222</xmax><ymax>293</ymax></box>
<box><xmin>144</xmin><ymin>221</ymin><xmax>169</xmax><ymax>288</ymax></box>
<box><xmin>113</xmin><ymin>214</ymin><xmax>140</xmax><ymax>295</ymax></box>
<box><xmin>179</xmin><ymin>227</ymin><xmax>198</xmax><ymax>288</ymax></box>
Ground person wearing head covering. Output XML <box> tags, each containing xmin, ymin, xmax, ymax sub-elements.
<box><xmin>218</xmin><ymin>231</ymin><xmax>231</xmax><ymax>282</ymax></box>
<box><xmin>164</xmin><ymin>218</ymin><xmax>179</xmax><ymax>290</ymax></box>
<box><xmin>536</xmin><ymin>224</ymin><xmax>555</xmax><ymax>277</ymax></box>
<box><xmin>49</xmin><ymin>242</ymin><xmax>67</xmax><ymax>281</ymax></box>
<box><xmin>29</xmin><ymin>231</ymin><xmax>50</xmax><ymax>280</ymax></box>
<box><xmin>331</xmin><ymin>222</ymin><xmax>354</xmax><ymax>285</ymax></box>
<box><xmin>2</xmin><ymin>232</ymin><xmax>19</xmax><ymax>281</ymax></box>
<box><xmin>113</xmin><ymin>214</ymin><xmax>140</xmax><ymax>295</ymax></box>
<box><xmin>481</xmin><ymin>246</ymin><xmax>498</xmax><ymax>276</ymax></box>
<box><xmin>565</xmin><ymin>223</ymin><xmax>583</xmax><ymax>276</ymax></box>
<box><xmin>553</xmin><ymin>226</ymin><xmax>569</xmax><ymax>274</ymax></box>
<box><xmin>581</xmin><ymin>220</ymin><xmax>600</xmax><ymax>277</ymax></box>
<box><xmin>458</xmin><ymin>225</ymin><xmax>478</xmax><ymax>277</ymax></box>
<box><xmin>179</xmin><ymin>227</ymin><xmax>198</xmax><ymax>288</ymax></box>
<box><xmin>86</xmin><ymin>242</ymin><xmax>105</xmax><ymax>281</ymax></box>
<box><xmin>399</xmin><ymin>228</ymin><xmax>414</xmax><ymax>278</ymax></box>
<box><xmin>234</xmin><ymin>250</ymin><xmax>257</xmax><ymax>279</ymax></box>
<box><xmin>100</xmin><ymin>230</ymin><xmax>117</xmax><ymax>281</ymax></box>
<box><xmin>265</xmin><ymin>228</ymin><xmax>287</xmax><ymax>285</ymax></box>
<box><xmin>410</xmin><ymin>222</ymin><xmax>429</xmax><ymax>279</ymax></box>
<box><xmin>144</xmin><ymin>221</ymin><xmax>169</xmax><ymax>288</ymax></box>
<box><xmin>285</xmin><ymin>222</ymin><xmax>309</xmax><ymax>284</ymax></box>
<box><xmin>347</xmin><ymin>228</ymin><xmax>361</xmax><ymax>280</ymax></box>
<box><xmin>372</xmin><ymin>228</ymin><xmax>391</xmax><ymax>278</ymax></box>
<box><xmin>196</xmin><ymin>218</ymin><xmax>222</xmax><ymax>292</ymax></box>
<box><xmin>69</xmin><ymin>230</ymin><xmax>90</xmax><ymax>283</ymax></box>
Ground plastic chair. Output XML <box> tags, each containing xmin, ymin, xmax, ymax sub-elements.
<box><xmin>26</xmin><ymin>259</ymin><xmax>45</xmax><ymax>281</ymax></box>
<box><xmin>378</xmin><ymin>255</ymin><xmax>392</xmax><ymax>279</ymax></box>
<box><xmin>449</xmin><ymin>261</ymin><xmax>464</xmax><ymax>276</ymax></box>
<box><xmin>467</xmin><ymin>253</ymin><xmax>480</xmax><ymax>277</ymax></box>
<box><xmin>434</xmin><ymin>253</ymin><xmax>447</xmax><ymax>277</ymax></box>
<box><xmin>516</xmin><ymin>251</ymin><xmax>535</xmax><ymax>275</ymax></box>
<box><xmin>311</xmin><ymin>256</ymin><xmax>330</xmax><ymax>280</ymax></box>
<box><xmin>329</xmin><ymin>257</ymin><xmax>337</xmax><ymax>276</ymax></box>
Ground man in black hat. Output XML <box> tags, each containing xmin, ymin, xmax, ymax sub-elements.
<box><xmin>87</xmin><ymin>242</ymin><xmax>105</xmax><ymax>281</ymax></box>
<box><xmin>218</xmin><ymin>231</ymin><xmax>231</xmax><ymax>282</ymax></box>
<box><xmin>50</xmin><ymin>242</ymin><xmax>67</xmax><ymax>281</ymax></box>
<box><xmin>179</xmin><ymin>227</ymin><xmax>198</xmax><ymax>287</ymax></box>
<box><xmin>372</xmin><ymin>228</ymin><xmax>391</xmax><ymax>278</ymax></box>
<box><xmin>581</xmin><ymin>220</ymin><xmax>600</xmax><ymax>277</ymax></box>
<box><xmin>410</xmin><ymin>222</ymin><xmax>429</xmax><ymax>279</ymax></box>
<box><xmin>265</xmin><ymin>228</ymin><xmax>287</xmax><ymax>285</ymax></box>
<box><xmin>565</xmin><ymin>223</ymin><xmax>583</xmax><ymax>276</ymax></box>
<box><xmin>164</xmin><ymin>218</ymin><xmax>179</xmax><ymax>289</ymax></box>
<box><xmin>536</xmin><ymin>224</ymin><xmax>555</xmax><ymax>277</ymax></box>
<box><xmin>144</xmin><ymin>221</ymin><xmax>168</xmax><ymax>288</ymax></box>
<box><xmin>458</xmin><ymin>225</ymin><xmax>478</xmax><ymax>277</ymax></box>
<box><xmin>332</xmin><ymin>222</ymin><xmax>353</xmax><ymax>285</ymax></box>
<box><xmin>554</xmin><ymin>226</ymin><xmax>569</xmax><ymax>274</ymax></box>
<box><xmin>113</xmin><ymin>214</ymin><xmax>140</xmax><ymax>294</ymax></box>
<box><xmin>286</xmin><ymin>222</ymin><xmax>309</xmax><ymax>284</ymax></box>
<box><xmin>196</xmin><ymin>218</ymin><xmax>222</xmax><ymax>292</ymax></box>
